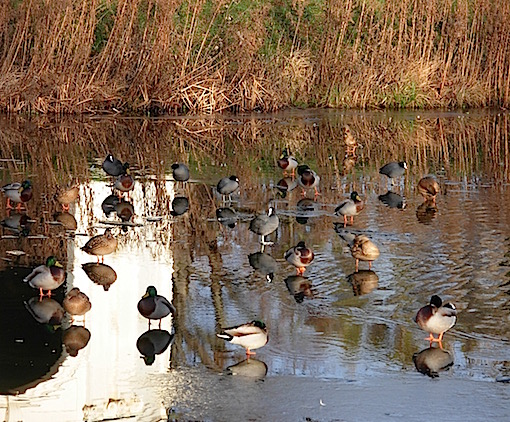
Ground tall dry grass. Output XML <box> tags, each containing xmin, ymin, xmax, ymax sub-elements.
<box><xmin>0</xmin><ymin>1</ymin><xmax>509</xmax><ymax>113</ymax></box>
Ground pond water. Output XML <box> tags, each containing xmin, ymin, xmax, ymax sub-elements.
<box><xmin>0</xmin><ymin>109</ymin><xmax>510</xmax><ymax>421</ymax></box>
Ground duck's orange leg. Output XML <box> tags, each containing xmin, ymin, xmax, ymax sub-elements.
<box><xmin>246</xmin><ymin>349</ymin><xmax>256</xmax><ymax>356</ymax></box>
<box><xmin>343</xmin><ymin>215</ymin><xmax>348</xmax><ymax>228</ymax></box>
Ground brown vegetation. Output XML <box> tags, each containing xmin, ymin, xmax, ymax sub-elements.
<box><xmin>0</xmin><ymin>1</ymin><xmax>509</xmax><ymax>114</ymax></box>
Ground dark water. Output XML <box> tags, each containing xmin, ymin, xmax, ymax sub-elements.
<box><xmin>0</xmin><ymin>110</ymin><xmax>510</xmax><ymax>421</ymax></box>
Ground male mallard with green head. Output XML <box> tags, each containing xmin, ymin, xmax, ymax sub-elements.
<box><xmin>277</xmin><ymin>149</ymin><xmax>299</xmax><ymax>177</ymax></box>
<box><xmin>1</xmin><ymin>180</ymin><xmax>32</xmax><ymax>211</ymax></box>
<box><xmin>335</xmin><ymin>191</ymin><xmax>364</xmax><ymax>227</ymax></box>
<box><xmin>23</xmin><ymin>256</ymin><xmax>66</xmax><ymax>298</ymax></box>
<box><xmin>137</xmin><ymin>286</ymin><xmax>176</xmax><ymax>329</ymax></box>
<box><xmin>217</xmin><ymin>320</ymin><xmax>268</xmax><ymax>356</ymax></box>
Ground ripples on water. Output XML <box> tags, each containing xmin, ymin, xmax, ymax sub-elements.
<box><xmin>0</xmin><ymin>110</ymin><xmax>510</xmax><ymax>420</ymax></box>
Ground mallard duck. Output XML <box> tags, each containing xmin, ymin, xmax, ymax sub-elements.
<box><xmin>415</xmin><ymin>295</ymin><xmax>457</xmax><ymax>345</ymax></box>
<box><xmin>113</xmin><ymin>164</ymin><xmax>134</xmax><ymax>195</ymax></box>
<box><xmin>335</xmin><ymin>191</ymin><xmax>364</xmax><ymax>227</ymax></box>
<box><xmin>217</xmin><ymin>175</ymin><xmax>239</xmax><ymax>200</ymax></box>
<box><xmin>82</xmin><ymin>262</ymin><xmax>117</xmax><ymax>291</ymax></box>
<box><xmin>378</xmin><ymin>190</ymin><xmax>406</xmax><ymax>209</ymax></box>
<box><xmin>217</xmin><ymin>320</ymin><xmax>268</xmax><ymax>356</ymax></box>
<box><xmin>248</xmin><ymin>252</ymin><xmax>278</xmax><ymax>282</ymax></box>
<box><xmin>1</xmin><ymin>180</ymin><xmax>32</xmax><ymax>210</ymax></box>
<box><xmin>115</xmin><ymin>200</ymin><xmax>135</xmax><ymax>223</ymax></box>
<box><xmin>55</xmin><ymin>185</ymin><xmax>79</xmax><ymax>211</ymax></box>
<box><xmin>102</xmin><ymin>154</ymin><xmax>125</xmax><ymax>176</ymax></box>
<box><xmin>136</xmin><ymin>329</ymin><xmax>174</xmax><ymax>365</ymax></box>
<box><xmin>23</xmin><ymin>256</ymin><xmax>66</xmax><ymax>297</ymax></box>
<box><xmin>379</xmin><ymin>161</ymin><xmax>407</xmax><ymax>184</ymax></box>
<box><xmin>81</xmin><ymin>228</ymin><xmax>118</xmax><ymax>263</ymax></box>
<box><xmin>249</xmin><ymin>207</ymin><xmax>279</xmax><ymax>246</ymax></box>
<box><xmin>63</xmin><ymin>287</ymin><xmax>91</xmax><ymax>320</ymax></box>
<box><xmin>137</xmin><ymin>286</ymin><xmax>176</xmax><ymax>328</ymax></box>
<box><xmin>63</xmin><ymin>325</ymin><xmax>91</xmax><ymax>357</ymax></box>
<box><xmin>277</xmin><ymin>149</ymin><xmax>299</xmax><ymax>176</ymax></box>
<box><xmin>216</xmin><ymin>207</ymin><xmax>237</xmax><ymax>228</ymax></box>
<box><xmin>171</xmin><ymin>163</ymin><xmax>190</xmax><ymax>182</ymax></box>
<box><xmin>276</xmin><ymin>177</ymin><xmax>298</xmax><ymax>197</ymax></box>
<box><xmin>334</xmin><ymin>226</ymin><xmax>380</xmax><ymax>272</ymax></box>
<box><xmin>417</xmin><ymin>175</ymin><xmax>440</xmax><ymax>202</ymax></box>
<box><xmin>342</xmin><ymin>125</ymin><xmax>358</xmax><ymax>155</ymax></box>
<box><xmin>284</xmin><ymin>275</ymin><xmax>313</xmax><ymax>303</ymax></box>
<box><xmin>171</xmin><ymin>196</ymin><xmax>189</xmax><ymax>216</ymax></box>
<box><xmin>285</xmin><ymin>241</ymin><xmax>314</xmax><ymax>275</ymax></box>
<box><xmin>297</xmin><ymin>165</ymin><xmax>320</xmax><ymax>197</ymax></box>
<box><xmin>413</xmin><ymin>346</ymin><xmax>454</xmax><ymax>378</ymax></box>
<box><xmin>24</xmin><ymin>296</ymin><xmax>64</xmax><ymax>325</ymax></box>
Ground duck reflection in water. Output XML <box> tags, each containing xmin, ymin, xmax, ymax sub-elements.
<box><xmin>63</xmin><ymin>325</ymin><xmax>91</xmax><ymax>357</ymax></box>
<box><xmin>136</xmin><ymin>329</ymin><xmax>174</xmax><ymax>365</ymax></box>
<box><xmin>171</xmin><ymin>196</ymin><xmax>189</xmax><ymax>216</ymax></box>
<box><xmin>102</xmin><ymin>194</ymin><xmax>120</xmax><ymax>217</ymax></box>
<box><xmin>226</xmin><ymin>358</ymin><xmax>268</xmax><ymax>379</ymax></box>
<box><xmin>82</xmin><ymin>262</ymin><xmax>117</xmax><ymax>291</ymax></box>
<box><xmin>248</xmin><ymin>251</ymin><xmax>278</xmax><ymax>283</ymax></box>
<box><xmin>216</xmin><ymin>207</ymin><xmax>237</xmax><ymax>229</ymax></box>
<box><xmin>24</xmin><ymin>296</ymin><xmax>64</xmax><ymax>326</ymax></box>
<box><xmin>378</xmin><ymin>191</ymin><xmax>406</xmax><ymax>209</ymax></box>
<box><xmin>53</xmin><ymin>211</ymin><xmax>77</xmax><ymax>231</ymax></box>
<box><xmin>416</xmin><ymin>200</ymin><xmax>438</xmax><ymax>225</ymax></box>
<box><xmin>1</xmin><ymin>212</ymin><xmax>33</xmax><ymax>236</ymax></box>
<box><xmin>276</xmin><ymin>177</ymin><xmax>298</xmax><ymax>199</ymax></box>
<box><xmin>413</xmin><ymin>346</ymin><xmax>453</xmax><ymax>378</ymax></box>
<box><xmin>285</xmin><ymin>275</ymin><xmax>313</xmax><ymax>303</ymax></box>
<box><xmin>348</xmin><ymin>270</ymin><xmax>379</xmax><ymax>296</ymax></box>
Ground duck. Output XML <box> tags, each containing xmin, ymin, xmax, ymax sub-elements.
<box><xmin>277</xmin><ymin>149</ymin><xmax>299</xmax><ymax>176</ymax></box>
<box><xmin>23</xmin><ymin>256</ymin><xmax>66</xmax><ymax>297</ymax></box>
<box><xmin>171</xmin><ymin>196</ymin><xmax>189</xmax><ymax>216</ymax></box>
<box><xmin>102</xmin><ymin>154</ymin><xmax>125</xmax><ymax>176</ymax></box>
<box><xmin>335</xmin><ymin>191</ymin><xmax>364</xmax><ymax>227</ymax></box>
<box><xmin>171</xmin><ymin>163</ymin><xmax>190</xmax><ymax>182</ymax></box>
<box><xmin>81</xmin><ymin>228</ymin><xmax>118</xmax><ymax>263</ymax></box>
<box><xmin>63</xmin><ymin>287</ymin><xmax>92</xmax><ymax>320</ymax></box>
<box><xmin>296</xmin><ymin>165</ymin><xmax>320</xmax><ymax>197</ymax></box>
<box><xmin>1</xmin><ymin>180</ymin><xmax>32</xmax><ymax>210</ymax></box>
<box><xmin>378</xmin><ymin>190</ymin><xmax>406</xmax><ymax>209</ymax></box>
<box><xmin>217</xmin><ymin>175</ymin><xmax>239</xmax><ymax>200</ymax></box>
<box><xmin>249</xmin><ymin>207</ymin><xmax>279</xmax><ymax>247</ymax></box>
<box><xmin>24</xmin><ymin>296</ymin><xmax>65</xmax><ymax>325</ymax></box>
<box><xmin>276</xmin><ymin>177</ymin><xmax>298</xmax><ymax>197</ymax></box>
<box><xmin>417</xmin><ymin>175</ymin><xmax>440</xmax><ymax>202</ymax></box>
<box><xmin>82</xmin><ymin>262</ymin><xmax>117</xmax><ymax>291</ymax></box>
<box><xmin>55</xmin><ymin>185</ymin><xmax>79</xmax><ymax>211</ymax></box>
<box><xmin>285</xmin><ymin>241</ymin><xmax>314</xmax><ymax>275</ymax></box>
<box><xmin>334</xmin><ymin>226</ymin><xmax>380</xmax><ymax>272</ymax></box>
<box><xmin>415</xmin><ymin>295</ymin><xmax>457</xmax><ymax>345</ymax></box>
<box><xmin>248</xmin><ymin>252</ymin><xmax>278</xmax><ymax>282</ymax></box>
<box><xmin>342</xmin><ymin>125</ymin><xmax>358</xmax><ymax>155</ymax></box>
<box><xmin>216</xmin><ymin>320</ymin><xmax>268</xmax><ymax>356</ymax></box>
<box><xmin>216</xmin><ymin>207</ymin><xmax>237</xmax><ymax>228</ymax></box>
<box><xmin>137</xmin><ymin>286</ymin><xmax>176</xmax><ymax>328</ymax></box>
<box><xmin>379</xmin><ymin>161</ymin><xmax>407</xmax><ymax>185</ymax></box>
<box><xmin>113</xmin><ymin>164</ymin><xmax>135</xmax><ymax>195</ymax></box>
<box><xmin>63</xmin><ymin>325</ymin><xmax>91</xmax><ymax>357</ymax></box>
<box><xmin>136</xmin><ymin>329</ymin><xmax>174</xmax><ymax>365</ymax></box>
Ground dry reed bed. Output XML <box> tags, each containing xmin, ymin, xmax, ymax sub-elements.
<box><xmin>0</xmin><ymin>1</ymin><xmax>509</xmax><ymax>114</ymax></box>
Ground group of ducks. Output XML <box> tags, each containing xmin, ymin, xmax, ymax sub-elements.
<box><xmin>214</xmin><ymin>146</ymin><xmax>455</xmax><ymax>356</ymax></box>
<box><xmin>0</xmin><ymin>146</ymin><xmax>456</xmax><ymax>360</ymax></box>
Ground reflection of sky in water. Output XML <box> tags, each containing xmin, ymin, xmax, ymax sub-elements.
<box><xmin>1</xmin><ymin>181</ymin><xmax>174</xmax><ymax>421</ymax></box>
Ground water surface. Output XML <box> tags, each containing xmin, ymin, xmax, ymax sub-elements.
<box><xmin>0</xmin><ymin>110</ymin><xmax>509</xmax><ymax>421</ymax></box>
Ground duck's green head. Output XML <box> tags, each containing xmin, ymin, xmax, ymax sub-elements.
<box><xmin>21</xmin><ymin>180</ymin><xmax>32</xmax><ymax>189</ymax></box>
<box><xmin>252</xmin><ymin>320</ymin><xmax>266</xmax><ymax>329</ymax></box>
<box><xmin>142</xmin><ymin>355</ymin><xmax>156</xmax><ymax>366</ymax></box>
<box><xmin>350</xmin><ymin>191</ymin><xmax>361</xmax><ymax>202</ymax></box>
<box><xmin>46</xmin><ymin>256</ymin><xmax>63</xmax><ymax>268</ymax></box>
<box><xmin>143</xmin><ymin>285</ymin><xmax>158</xmax><ymax>298</ymax></box>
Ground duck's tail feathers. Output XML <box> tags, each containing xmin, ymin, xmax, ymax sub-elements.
<box><xmin>216</xmin><ymin>333</ymin><xmax>233</xmax><ymax>341</ymax></box>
